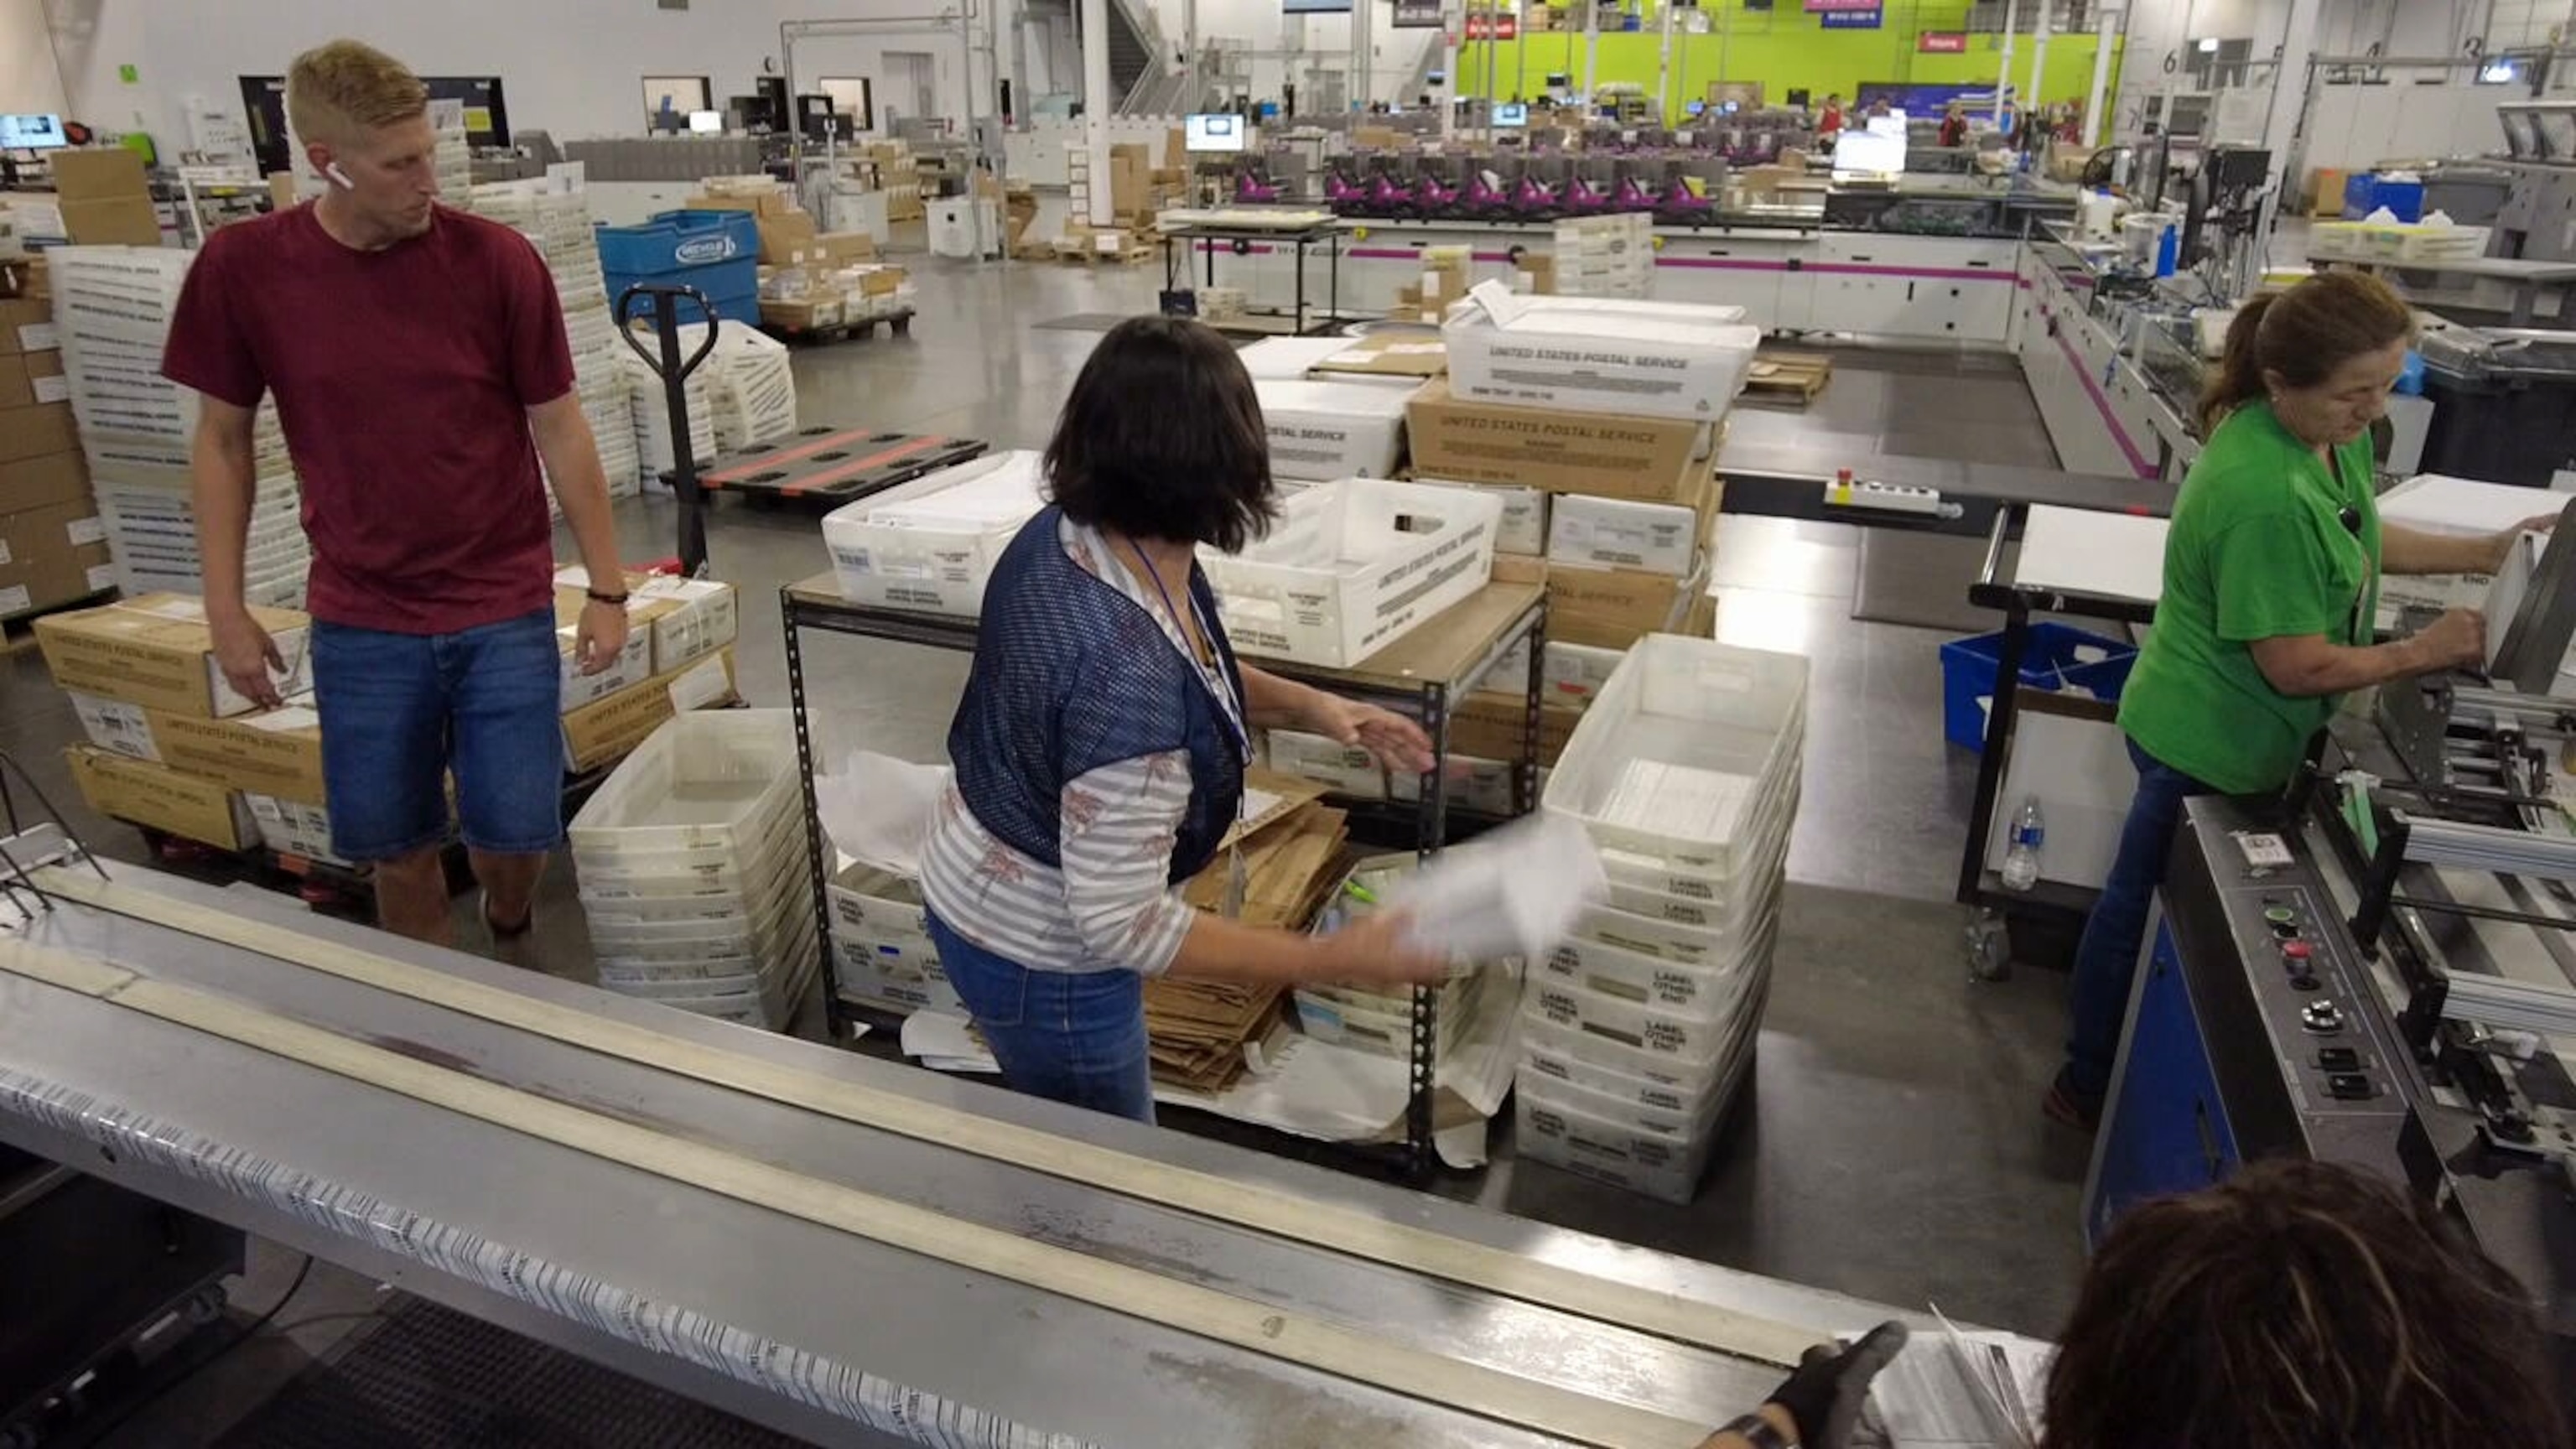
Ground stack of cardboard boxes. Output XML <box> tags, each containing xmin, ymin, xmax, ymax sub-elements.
<box><xmin>1244</xmin><ymin>288</ymin><xmax>1751</xmax><ymax>809</ymax></box>
<box><xmin>756</xmin><ymin>230</ymin><xmax>911</xmax><ymax>333</ymax></box>
<box><xmin>862</xmin><ymin>143</ymin><xmax>925</xmax><ymax>225</ymax></box>
<box><xmin>51</xmin><ymin>245</ymin><xmax>311</xmax><ymax>606</ymax></box>
<box><xmin>48</xmin><ymin>148</ymin><xmax>166</xmax><ymax>248</ymax></box>
<box><xmin>41</xmin><ymin>594</ymin><xmax>319</xmax><ymax>854</ymax></box>
<box><xmin>1552</xmin><ymin>214</ymin><xmax>1653</xmax><ymax>298</ymax></box>
<box><xmin>0</xmin><ymin>261</ymin><xmax>112</xmax><ymax>629</ymax></box>
<box><xmin>683</xmin><ymin>176</ymin><xmax>822</xmax><ymax>267</ymax></box>
<box><xmin>1056</xmin><ymin>138</ymin><xmax>1182</xmax><ymax>260</ymax></box>
<box><xmin>39</xmin><ymin>575</ymin><xmax>745</xmax><ymax>860</ymax></box>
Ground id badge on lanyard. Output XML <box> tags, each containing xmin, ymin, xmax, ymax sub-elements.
<box><xmin>1132</xmin><ymin>535</ymin><xmax>1255</xmax><ymax>920</ymax></box>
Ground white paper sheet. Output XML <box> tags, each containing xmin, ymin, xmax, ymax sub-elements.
<box><xmin>2379</xmin><ymin>473</ymin><xmax>2572</xmax><ymax>537</ymax></box>
<box><xmin>2015</xmin><ymin>505</ymin><xmax>2168</xmax><ymax>605</ymax></box>
<box><xmin>1384</xmin><ymin>813</ymin><xmax>1609</xmax><ymax>962</ymax></box>
<box><xmin>816</xmin><ymin>751</ymin><xmax>953</xmax><ymax>878</ymax></box>
<box><xmin>1855</xmin><ymin>1309</ymin><xmax>2054</xmax><ymax>1449</ymax></box>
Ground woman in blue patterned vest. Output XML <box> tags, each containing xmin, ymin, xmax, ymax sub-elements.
<box><xmin>920</xmin><ymin>317</ymin><xmax>1450</xmax><ymax>1123</ymax></box>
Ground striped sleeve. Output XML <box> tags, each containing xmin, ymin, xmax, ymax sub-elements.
<box><xmin>1059</xmin><ymin>750</ymin><xmax>1197</xmax><ymax>977</ymax></box>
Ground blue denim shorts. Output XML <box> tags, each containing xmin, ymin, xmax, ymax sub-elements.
<box><xmin>924</xmin><ymin>910</ymin><xmax>1156</xmax><ymax>1124</ymax></box>
<box><xmin>309</xmin><ymin>610</ymin><xmax>564</xmax><ymax>863</ymax></box>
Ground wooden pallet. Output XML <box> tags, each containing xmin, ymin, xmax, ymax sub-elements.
<box><xmin>1742</xmin><ymin>352</ymin><xmax>1834</xmax><ymax>406</ymax></box>
<box><xmin>1056</xmin><ymin>242</ymin><xmax>1158</xmax><ymax>267</ymax></box>
<box><xmin>761</xmin><ymin>309</ymin><xmax>915</xmax><ymax>345</ymax></box>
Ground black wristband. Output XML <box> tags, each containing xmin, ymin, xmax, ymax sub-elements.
<box><xmin>586</xmin><ymin>589</ymin><xmax>630</xmax><ymax>605</ymax></box>
<box><xmin>1721</xmin><ymin>1413</ymin><xmax>1796</xmax><ymax>1449</ymax></box>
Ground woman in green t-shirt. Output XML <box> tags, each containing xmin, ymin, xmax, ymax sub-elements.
<box><xmin>2049</xmin><ymin>272</ymin><xmax>2548</xmax><ymax>1130</ymax></box>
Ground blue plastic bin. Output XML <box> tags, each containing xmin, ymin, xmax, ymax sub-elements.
<box><xmin>1939</xmin><ymin>623</ymin><xmax>2137</xmax><ymax>753</ymax></box>
<box><xmin>595</xmin><ymin>209</ymin><xmax>756</xmax><ymax>273</ymax></box>
<box><xmin>2341</xmin><ymin>173</ymin><xmax>2425</xmax><ymax>223</ymax></box>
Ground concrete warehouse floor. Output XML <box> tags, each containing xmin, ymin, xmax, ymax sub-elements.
<box><xmin>3</xmin><ymin>255</ymin><xmax>2095</xmax><ymax>1446</ymax></box>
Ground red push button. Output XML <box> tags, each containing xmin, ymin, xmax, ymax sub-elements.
<box><xmin>2281</xmin><ymin>940</ymin><xmax>2313</xmax><ymax>963</ymax></box>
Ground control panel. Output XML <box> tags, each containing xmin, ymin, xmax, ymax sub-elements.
<box><xmin>2218</xmin><ymin>829</ymin><xmax>2411</xmax><ymax>1129</ymax></box>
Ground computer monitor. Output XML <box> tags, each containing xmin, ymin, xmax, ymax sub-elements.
<box><xmin>1545</xmin><ymin>72</ymin><xmax>1571</xmax><ymax>88</ymax></box>
<box><xmin>1683</xmin><ymin>101</ymin><xmax>1706</xmax><ymax>117</ymax></box>
<box><xmin>687</xmin><ymin>110</ymin><xmax>724</xmax><ymax>135</ymax></box>
<box><xmin>0</xmin><ymin>115</ymin><xmax>67</xmax><ymax>150</ymax></box>
<box><xmin>1426</xmin><ymin>70</ymin><xmax>1446</xmax><ymax>86</ymax></box>
<box><xmin>1185</xmin><ymin>113</ymin><xmax>1248</xmax><ymax>153</ymax></box>
<box><xmin>1492</xmin><ymin>102</ymin><xmax>1529</xmax><ymax>128</ymax></box>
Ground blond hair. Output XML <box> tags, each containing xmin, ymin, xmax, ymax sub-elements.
<box><xmin>287</xmin><ymin>39</ymin><xmax>428</xmax><ymax>147</ymax></box>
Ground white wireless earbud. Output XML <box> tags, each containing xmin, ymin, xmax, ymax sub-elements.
<box><xmin>325</xmin><ymin>160</ymin><xmax>355</xmax><ymax>190</ymax></box>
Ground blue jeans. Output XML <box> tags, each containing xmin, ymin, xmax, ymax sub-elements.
<box><xmin>2064</xmin><ymin>739</ymin><xmax>2219</xmax><ymax>1101</ymax></box>
<box><xmin>925</xmin><ymin>911</ymin><xmax>1156</xmax><ymax>1124</ymax></box>
<box><xmin>309</xmin><ymin>610</ymin><xmax>564</xmax><ymax>863</ymax></box>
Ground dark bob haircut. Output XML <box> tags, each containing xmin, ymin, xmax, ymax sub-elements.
<box><xmin>1044</xmin><ymin>315</ymin><xmax>1276</xmax><ymax>553</ymax></box>
<box><xmin>2043</xmin><ymin>1160</ymin><xmax>2566</xmax><ymax>1449</ymax></box>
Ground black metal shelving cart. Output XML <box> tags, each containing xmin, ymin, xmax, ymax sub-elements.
<box><xmin>1159</xmin><ymin>217</ymin><xmax>1348</xmax><ymax>337</ymax></box>
<box><xmin>1958</xmin><ymin>500</ymin><xmax>2165</xmax><ymax>973</ymax></box>
<box><xmin>778</xmin><ymin>569</ymin><xmax>1547</xmax><ymax>1176</ymax></box>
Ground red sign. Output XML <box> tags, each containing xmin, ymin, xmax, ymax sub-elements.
<box><xmin>1918</xmin><ymin>30</ymin><xmax>1967</xmax><ymax>52</ymax></box>
<box><xmin>1462</xmin><ymin>13</ymin><xmax>1517</xmax><ymax>38</ymax></box>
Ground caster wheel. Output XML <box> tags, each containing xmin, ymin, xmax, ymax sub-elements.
<box><xmin>1965</xmin><ymin>915</ymin><xmax>2012</xmax><ymax>982</ymax></box>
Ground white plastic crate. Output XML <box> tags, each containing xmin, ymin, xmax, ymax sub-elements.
<box><xmin>1254</xmin><ymin>377</ymin><xmax>1418</xmax><ymax>480</ymax></box>
<box><xmin>1607</xmin><ymin>865</ymin><xmax>1788</xmax><ymax>931</ymax></box>
<box><xmin>1443</xmin><ymin>282</ymin><xmax>1760</xmax><ymax>420</ymax></box>
<box><xmin>1202</xmin><ymin>477</ymin><xmax>1502</xmax><ymax>667</ymax></box>
<box><xmin>1521</xmin><ymin>965</ymin><xmax>1758</xmax><ymax>1072</ymax></box>
<box><xmin>568</xmin><ymin>709</ymin><xmax>800</xmax><ymax>861</ymax></box>
<box><xmin>1515</xmin><ymin>1060</ymin><xmax>1726</xmax><ymax>1144</ymax></box>
<box><xmin>1513</xmin><ymin>1073</ymin><xmax>1722</xmax><ymax>1205</ymax></box>
<box><xmin>1520</xmin><ymin>1017</ymin><xmax>1733</xmax><ymax>1117</ymax></box>
<box><xmin>1545</xmin><ymin>636</ymin><xmax>1808</xmax><ymax>877</ymax></box>
<box><xmin>821</xmin><ymin>450</ymin><xmax>1050</xmax><ymax>617</ymax></box>
<box><xmin>587</xmin><ymin>876</ymin><xmax>803</xmax><ymax>958</ymax></box>
<box><xmin>575</xmin><ymin>825</ymin><xmax>801</xmax><ymax>898</ymax></box>
<box><xmin>579</xmin><ymin>815</ymin><xmax>802</xmax><ymax>915</ymax></box>
<box><xmin>1537</xmin><ymin>910</ymin><xmax>1775</xmax><ymax>1017</ymax></box>
<box><xmin>1294</xmin><ymin>974</ymin><xmax>1484</xmax><ymax>1058</ymax></box>
<box><xmin>1575</xmin><ymin>893</ymin><xmax>1784</xmax><ymax>967</ymax></box>
<box><xmin>1519</xmin><ymin>995</ymin><xmax>1727</xmax><ymax>1093</ymax></box>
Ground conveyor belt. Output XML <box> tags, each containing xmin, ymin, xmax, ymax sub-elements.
<box><xmin>27</xmin><ymin>865</ymin><xmax>1816</xmax><ymax>1368</ymax></box>
<box><xmin>0</xmin><ymin>862</ymin><xmax>1907</xmax><ymax>1448</ymax></box>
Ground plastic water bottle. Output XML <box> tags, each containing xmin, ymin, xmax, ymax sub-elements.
<box><xmin>2001</xmin><ymin>797</ymin><xmax>2045</xmax><ymax>892</ymax></box>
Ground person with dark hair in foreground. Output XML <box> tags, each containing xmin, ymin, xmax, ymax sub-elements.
<box><xmin>920</xmin><ymin>317</ymin><xmax>1449</xmax><ymax>1123</ymax></box>
<box><xmin>2047</xmin><ymin>271</ymin><xmax>2554</xmax><ymax>1130</ymax></box>
<box><xmin>2044</xmin><ymin>1161</ymin><xmax>2566</xmax><ymax>1449</ymax></box>
<box><xmin>1691</xmin><ymin>1161</ymin><xmax>2564</xmax><ymax>1448</ymax></box>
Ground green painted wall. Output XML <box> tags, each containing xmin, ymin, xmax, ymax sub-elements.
<box><xmin>1458</xmin><ymin>0</ymin><xmax>2124</xmax><ymax>125</ymax></box>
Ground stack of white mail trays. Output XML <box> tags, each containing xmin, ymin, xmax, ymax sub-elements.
<box><xmin>50</xmin><ymin>246</ymin><xmax>309</xmax><ymax>606</ymax></box>
<box><xmin>468</xmin><ymin>179</ymin><xmax>641</xmax><ymax>500</ymax></box>
<box><xmin>1516</xmin><ymin>635</ymin><xmax>1808</xmax><ymax>1203</ymax></box>
<box><xmin>568</xmin><ymin>709</ymin><xmax>817</xmax><ymax>1031</ymax></box>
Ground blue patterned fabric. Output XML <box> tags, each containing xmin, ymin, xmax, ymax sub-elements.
<box><xmin>950</xmin><ymin>507</ymin><xmax>1247</xmax><ymax>882</ymax></box>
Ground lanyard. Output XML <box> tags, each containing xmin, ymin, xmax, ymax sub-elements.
<box><xmin>1127</xmin><ymin>539</ymin><xmax>1254</xmax><ymax>918</ymax></box>
<box><xmin>1126</xmin><ymin>542</ymin><xmax>1251</xmax><ymax>765</ymax></box>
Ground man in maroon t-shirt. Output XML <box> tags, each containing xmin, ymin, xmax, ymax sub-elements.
<box><xmin>164</xmin><ymin>39</ymin><xmax>630</xmax><ymax>951</ymax></box>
